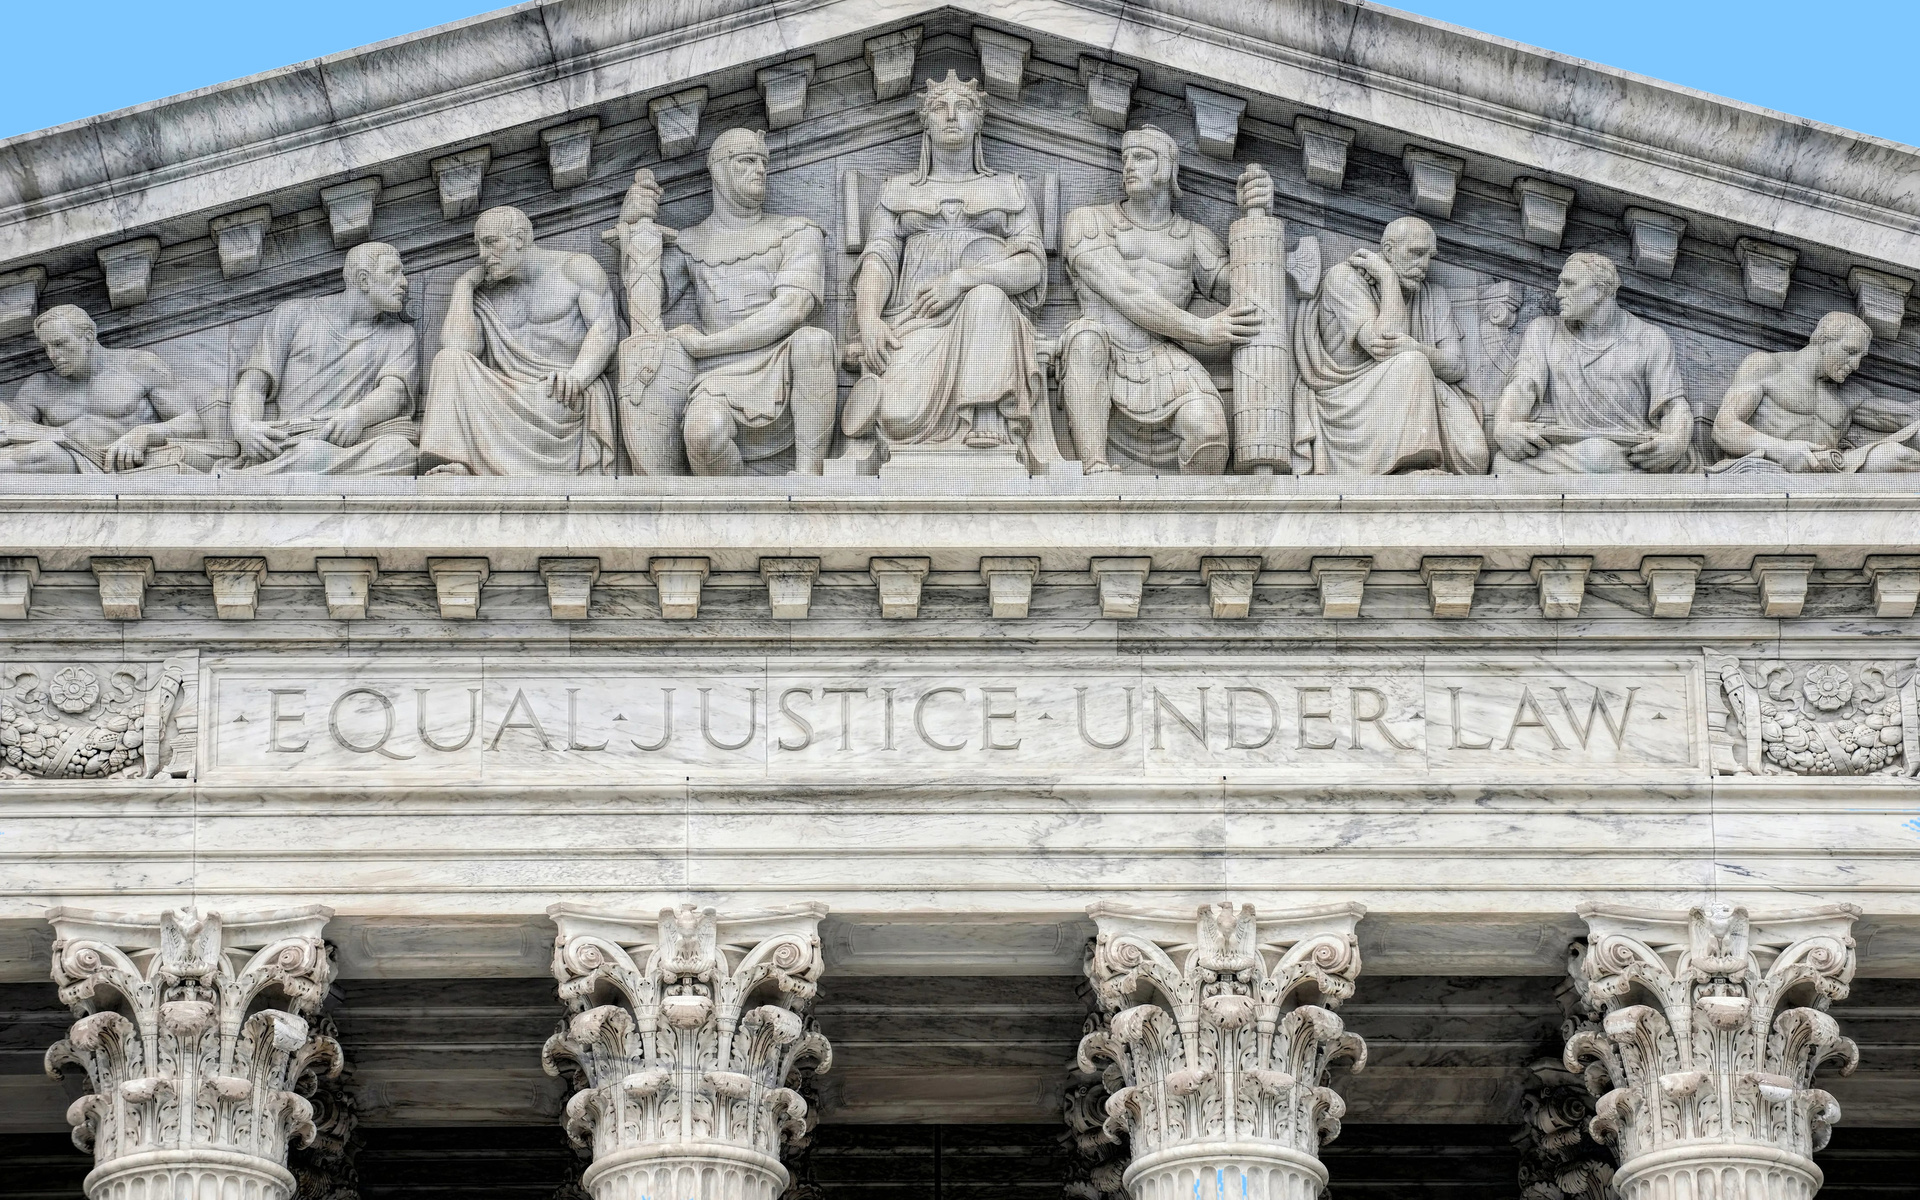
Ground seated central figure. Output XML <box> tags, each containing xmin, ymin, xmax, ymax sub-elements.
<box><xmin>844</xmin><ymin>70</ymin><xmax>1061</xmax><ymax>470</ymax></box>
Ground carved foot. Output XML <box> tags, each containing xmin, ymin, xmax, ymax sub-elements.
<box><xmin>1082</xmin><ymin>460</ymin><xmax>1122</xmax><ymax>475</ymax></box>
<box><xmin>424</xmin><ymin>462</ymin><xmax>474</xmax><ymax>477</ymax></box>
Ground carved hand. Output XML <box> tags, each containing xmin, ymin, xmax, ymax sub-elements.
<box><xmin>1196</xmin><ymin>302</ymin><xmax>1263</xmax><ymax>349</ymax></box>
<box><xmin>104</xmin><ymin>428</ymin><xmax>153</xmax><ymax>472</ymax></box>
<box><xmin>668</xmin><ymin>324</ymin><xmax>711</xmax><ymax>359</ymax></box>
<box><xmin>859</xmin><ymin>316</ymin><xmax>901</xmax><ymax>376</ymax></box>
<box><xmin>1369</xmin><ymin>332</ymin><xmax>1432</xmax><ymax>361</ymax></box>
<box><xmin>1765</xmin><ymin>439</ymin><xmax>1832</xmax><ymax>473</ymax></box>
<box><xmin>455</xmin><ymin>266</ymin><xmax>488</xmax><ymax>291</ymax></box>
<box><xmin>320</xmin><ymin>403</ymin><xmax>373</xmax><ymax>448</ymax></box>
<box><xmin>908</xmin><ymin>273</ymin><xmax>968</xmax><ymax>320</ymax></box>
<box><xmin>1349</xmin><ymin>250</ymin><xmax>1395</xmax><ymax>286</ymax></box>
<box><xmin>1494</xmin><ymin>420</ymin><xmax>1549</xmax><ymax>460</ymax></box>
<box><xmin>1235</xmin><ymin>165</ymin><xmax>1275</xmax><ymax>214</ymax></box>
<box><xmin>232</xmin><ymin>417</ymin><xmax>288</xmax><ymax>463</ymax></box>
<box><xmin>546</xmin><ymin>369</ymin><xmax>590</xmax><ymax>411</ymax></box>
<box><xmin>1628</xmin><ymin>424</ymin><xmax>1692</xmax><ymax>471</ymax></box>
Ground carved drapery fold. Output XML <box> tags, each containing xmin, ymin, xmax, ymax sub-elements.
<box><xmin>543</xmin><ymin>903</ymin><xmax>832</xmax><ymax>1200</ymax></box>
<box><xmin>42</xmin><ymin>905</ymin><xmax>339</xmax><ymax>1200</ymax></box>
<box><xmin>1565</xmin><ymin>903</ymin><xmax>1860</xmax><ymax>1200</ymax></box>
<box><xmin>1077</xmin><ymin>901</ymin><xmax>1366</xmax><ymax>1200</ymax></box>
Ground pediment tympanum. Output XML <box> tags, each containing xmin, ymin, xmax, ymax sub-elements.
<box><xmin>0</xmin><ymin>0</ymin><xmax>1917</xmax><ymax>486</ymax></box>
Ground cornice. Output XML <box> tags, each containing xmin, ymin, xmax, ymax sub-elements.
<box><xmin>1</xmin><ymin>0</ymin><xmax>1918</xmax><ymax>274</ymax></box>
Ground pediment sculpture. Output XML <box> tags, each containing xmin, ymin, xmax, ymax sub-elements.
<box><xmin>5</xmin><ymin>40</ymin><xmax>1920</xmax><ymax>482</ymax></box>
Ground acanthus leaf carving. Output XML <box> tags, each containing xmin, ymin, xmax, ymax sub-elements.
<box><xmin>43</xmin><ymin>906</ymin><xmax>338</xmax><ymax>1200</ymax></box>
<box><xmin>1564</xmin><ymin>903</ymin><xmax>1859</xmax><ymax>1200</ymax></box>
<box><xmin>1078</xmin><ymin>901</ymin><xmax>1366</xmax><ymax>1200</ymax></box>
<box><xmin>543</xmin><ymin>902</ymin><xmax>831</xmax><ymax>1200</ymax></box>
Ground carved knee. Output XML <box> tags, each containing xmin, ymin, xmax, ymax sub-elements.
<box><xmin>789</xmin><ymin>326</ymin><xmax>836</xmax><ymax>368</ymax></box>
<box><xmin>961</xmin><ymin>284</ymin><xmax>1009</xmax><ymax>313</ymax></box>
<box><xmin>1060</xmin><ymin>331</ymin><xmax>1109</xmax><ymax>389</ymax></box>
<box><xmin>682</xmin><ymin>399</ymin><xmax>736</xmax><ymax>460</ymax></box>
<box><xmin>1176</xmin><ymin>395</ymin><xmax>1229</xmax><ymax>444</ymax></box>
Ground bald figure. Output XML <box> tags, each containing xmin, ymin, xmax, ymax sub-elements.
<box><xmin>1293</xmin><ymin>216</ymin><xmax>1489</xmax><ymax>474</ymax></box>
<box><xmin>420</xmin><ymin>206</ymin><xmax>620</xmax><ymax>475</ymax></box>
<box><xmin>1</xmin><ymin>306</ymin><xmax>199</xmax><ymax>472</ymax></box>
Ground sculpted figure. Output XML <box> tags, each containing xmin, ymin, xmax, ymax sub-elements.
<box><xmin>0</xmin><ymin>305</ymin><xmax>199</xmax><ymax>472</ymax></box>
<box><xmin>844</xmin><ymin>71</ymin><xmax>1063</xmax><ymax>469</ymax></box>
<box><xmin>1059</xmin><ymin>127</ymin><xmax>1267</xmax><ymax>474</ymax></box>
<box><xmin>1711</xmin><ymin>312</ymin><xmax>1920</xmax><ymax>473</ymax></box>
<box><xmin>229</xmin><ymin>242</ymin><xmax>419</xmax><ymax>474</ymax></box>
<box><xmin>1292</xmin><ymin>216</ymin><xmax>1488</xmax><ymax>474</ymax></box>
<box><xmin>605</xmin><ymin>132</ymin><xmax>836</xmax><ymax>475</ymax></box>
<box><xmin>1491</xmin><ymin>252</ymin><xmax>1700</xmax><ymax>474</ymax></box>
<box><xmin>420</xmin><ymin>206</ymin><xmax>618</xmax><ymax>475</ymax></box>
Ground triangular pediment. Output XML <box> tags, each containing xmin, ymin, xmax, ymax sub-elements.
<box><xmin>2</xmin><ymin>0</ymin><xmax>1918</xmax><ymax>452</ymax></box>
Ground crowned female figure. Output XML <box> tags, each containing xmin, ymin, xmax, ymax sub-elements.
<box><xmin>844</xmin><ymin>70</ymin><xmax>1063</xmax><ymax>470</ymax></box>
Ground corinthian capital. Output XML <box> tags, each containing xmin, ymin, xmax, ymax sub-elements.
<box><xmin>1078</xmin><ymin>901</ymin><xmax>1366</xmax><ymax>1199</ymax></box>
<box><xmin>1564</xmin><ymin>903</ymin><xmax>1859</xmax><ymax>1200</ymax></box>
<box><xmin>43</xmin><ymin>905</ymin><xmax>339</xmax><ymax>1200</ymax></box>
<box><xmin>543</xmin><ymin>902</ymin><xmax>832</xmax><ymax>1200</ymax></box>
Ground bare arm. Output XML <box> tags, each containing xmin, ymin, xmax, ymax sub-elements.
<box><xmin>1072</xmin><ymin>244</ymin><xmax>1209</xmax><ymax>342</ymax></box>
<box><xmin>551</xmin><ymin>256</ymin><xmax>618</xmax><ymax>407</ymax></box>
<box><xmin>853</xmin><ymin>256</ymin><xmax>898</xmax><ymax>373</ymax></box>
<box><xmin>104</xmin><ymin>354</ymin><xmax>200</xmax><ymax>470</ymax></box>
<box><xmin>953</xmin><ymin>249</ymin><xmax>1044</xmax><ymax>299</ymax></box>
<box><xmin>1848</xmin><ymin>386</ymin><xmax>1920</xmax><ymax>432</ymax></box>
<box><xmin>1351</xmin><ymin>254</ymin><xmax>1409</xmax><ymax>348</ymax></box>
<box><xmin>1491</xmin><ymin>323</ymin><xmax>1552</xmax><ymax>460</ymax></box>
<box><xmin>1711</xmin><ymin>355</ymin><xmax>1783</xmax><ymax>458</ymax></box>
<box><xmin>440</xmin><ymin>268</ymin><xmax>486</xmax><ymax>357</ymax></box>
<box><xmin>680</xmin><ymin>288</ymin><xmax>815</xmax><ymax>359</ymax></box>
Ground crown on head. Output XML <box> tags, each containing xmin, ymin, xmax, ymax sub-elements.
<box><xmin>920</xmin><ymin>69</ymin><xmax>986</xmax><ymax>109</ymax></box>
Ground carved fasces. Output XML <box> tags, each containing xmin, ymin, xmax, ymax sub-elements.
<box><xmin>0</xmin><ymin>654</ymin><xmax>197</xmax><ymax>780</ymax></box>
<box><xmin>43</xmin><ymin>906</ymin><xmax>339</xmax><ymax>1200</ymax></box>
<box><xmin>1708</xmin><ymin>653</ymin><xmax>1915</xmax><ymax>777</ymax></box>
<box><xmin>1564</xmin><ymin>904</ymin><xmax>1859</xmax><ymax>1199</ymax></box>
<box><xmin>1078</xmin><ymin>901</ymin><xmax>1366</xmax><ymax>1199</ymax></box>
<box><xmin>542</xmin><ymin>903</ymin><xmax>832</xmax><ymax>1200</ymax></box>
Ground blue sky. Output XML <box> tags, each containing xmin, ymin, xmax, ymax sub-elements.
<box><xmin>0</xmin><ymin>1</ymin><xmax>1909</xmax><ymax>145</ymax></box>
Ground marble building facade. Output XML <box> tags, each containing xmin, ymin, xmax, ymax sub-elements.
<box><xmin>1</xmin><ymin>1</ymin><xmax>1918</xmax><ymax>1197</ymax></box>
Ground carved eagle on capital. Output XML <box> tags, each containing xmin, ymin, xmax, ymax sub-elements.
<box><xmin>1194</xmin><ymin>902</ymin><xmax>1259</xmax><ymax>976</ymax></box>
<box><xmin>657</xmin><ymin>904</ymin><xmax>720</xmax><ymax>983</ymax></box>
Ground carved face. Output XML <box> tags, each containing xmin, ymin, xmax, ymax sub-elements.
<box><xmin>1555</xmin><ymin>265</ymin><xmax>1612</xmax><ymax>326</ymax></box>
<box><xmin>1381</xmin><ymin>227</ymin><xmax>1436</xmax><ymax>288</ymax></box>
<box><xmin>1121</xmin><ymin>144</ymin><xmax>1171</xmax><ymax>198</ymax></box>
<box><xmin>714</xmin><ymin>150</ymin><xmax>767</xmax><ymax>208</ymax></box>
<box><xmin>1818</xmin><ymin>331</ymin><xmax>1870</xmax><ymax>384</ymax></box>
<box><xmin>475</xmin><ymin>224</ymin><xmax>529</xmax><ymax>282</ymax></box>
<box><xmin>357</xmin><ymin>251</ymin><xmax>409</xmax><ymax>315</ymax></box>
<box><xmin>38</xmin><ymin>321</ymin><xmax>95</xmax><ymax>379</ymax></box>
<box><xmin>921</xmin><ymin>90</ymin><xmax>984</xmax><ymax>150</ymax></box>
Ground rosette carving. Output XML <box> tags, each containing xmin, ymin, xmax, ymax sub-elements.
<box><xmin>42</xmin><ymin>905</ymin><xmax>338</xmax><ymax>1200</ymax></box>
<box><xmin>1564</xmin><ymin>903</ymin><xmax>1859</xmax><ymax>1200</ymax></box>
<box><xmin>543</xmin><ymin>903</ymin><xmax>832</xmax><ymax>1200</ymax></box>
<box><xmin>1078</xmin><ymin>902</ymin><xmax>1366</xmax><ymax>1200</ymax></box>
<box><xmin>0</xmin><ymin>655</ymin><xmax>197</xmax><ymax>781</ymax></box>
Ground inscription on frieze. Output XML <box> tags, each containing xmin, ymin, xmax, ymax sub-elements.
<box><xmin>201</xmin><ymin>654</ymin><xmax>1701</xmax><ymax>785</ymax></box>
